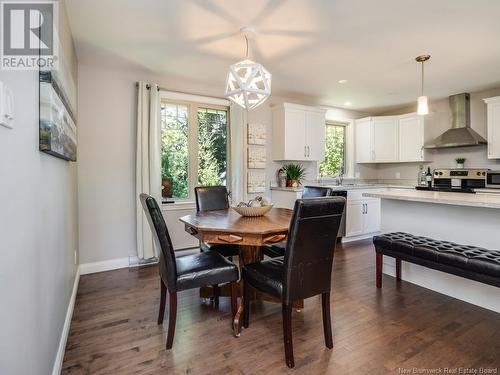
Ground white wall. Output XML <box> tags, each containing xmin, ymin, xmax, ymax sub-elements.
<box><xmin>0</xmin><ymin>1</ymin><xmax>79</xmax><ymax>374</ymax></box>
<box><xmin>76</xmin><ymin>57</ymin><xmax>369</xmax><ymax>263</ymax></box>
<box><xmin>376</xmin><ymin>87</ymin><xmax>500</xmax><ymax>183</ymax></box>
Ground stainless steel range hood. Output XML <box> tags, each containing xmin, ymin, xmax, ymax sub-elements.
<box><xmin>424</xmin><ymin>93</ymin><xmax>487</xmax><ymax>149</ymax></box>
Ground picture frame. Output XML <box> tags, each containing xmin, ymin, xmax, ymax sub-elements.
<box><xmin>247</xmin><ymin>123</ymin><xmax>266</xmax><ymax>145</ymax></box>
<box><xmin>247</xmin><ymin>170</ymin><xmax>266</xmax><ymax>193</ymax></box>
<box><xmin>247</xmin><ymin>145</ymin><xmax>266</xmax><ymax>169</ymax></box>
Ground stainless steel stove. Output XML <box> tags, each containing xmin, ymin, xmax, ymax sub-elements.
<box><xmin>416</xmin><ymin>168</ymin><xmax>488</xmax><ymax>193</ymax></box>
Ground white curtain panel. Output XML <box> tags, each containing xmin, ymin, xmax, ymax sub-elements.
<box><xmin>136</xmin><ymin>82</ymin><xmax>161</xmax><ymax>260</ymax></box>
<box><xmin>229</xmin><ymin>104</ymin><xmax>246</xmax><ymax>204</ymax></box>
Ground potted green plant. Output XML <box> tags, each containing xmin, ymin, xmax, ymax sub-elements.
<box><xmin>455</xmin><ymin>157</ymin><xmax>466</xmax><ymax>169</ymax></box>
<box><xmin>283</xmin><ymin>163</ymin><xmax>306</xmax><ymax>188</ymax></box>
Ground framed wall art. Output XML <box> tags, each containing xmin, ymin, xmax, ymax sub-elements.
<box><xmin>247</xmin><ymin>123</ymin><xmax>266</xmax><ymax>145</ymax></box>
<box><xmin>247</xmin><ymin>170</ymin><xmax>266</xmax><ymax>193</ymax></box>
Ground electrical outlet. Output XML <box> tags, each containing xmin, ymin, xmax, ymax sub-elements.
<box><xmin>395</xmin><ymin>172</ymin><xmax>401</xmax><ymax>179</ymax></box>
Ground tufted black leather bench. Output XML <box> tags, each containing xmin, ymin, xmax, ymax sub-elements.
<box><xmin>373</xmin><ymin>232</ymin><xmax>500</xmax><ymax>288</ymax></box>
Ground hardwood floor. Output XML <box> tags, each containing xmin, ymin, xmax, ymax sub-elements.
<box><xmin>62</xmin><ymin>240</ymin><xmax>500</xmax><ymax>374</ymax></box>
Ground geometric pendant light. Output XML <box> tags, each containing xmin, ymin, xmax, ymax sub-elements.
<box><xmin>415</xmin><ymin>54</ymin><xmax>430</xmax><ymax>115</ymax></box>
<box><xmin>225</xmin><ymin>27</ymin><xmax>272</xmax><ymax>110</ymax></box>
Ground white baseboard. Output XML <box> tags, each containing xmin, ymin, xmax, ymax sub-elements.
<box><xmin>79</xmin><ymin>256</ymin><xmax>139</xmax><ymax>275</ymax></box>
<box><xmin>52</xmin><ymin>268</ymin><xmax>80</xmax><ymax>375</ymax></box>
<box><xmin>342</xmin><ymin>232</ymin><xmax>378</xmax><ymax>243</ymax></box>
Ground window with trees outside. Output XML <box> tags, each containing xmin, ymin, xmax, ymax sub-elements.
<box><xmin>319</xmin><ymin>121</ymin><xmax>347</xmax><ymax>177</ymax></box>
<box><xmin>160</xmin><ymin>100</ymin><xmax>229</xmax><ymax>201</ymax></box>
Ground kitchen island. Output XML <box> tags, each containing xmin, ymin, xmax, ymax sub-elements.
<box><xmin>363</xmin><ymin>189</ymin><xmax>500</xmax><ymax>312</ymax></box>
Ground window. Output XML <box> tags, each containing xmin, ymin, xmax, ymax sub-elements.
<box><xmin>197</xmin><ymin>108</ymin><xmax>228</xmax><ymax>187</ymax></box>
<box><xmin>161</xmin><ymin>103</ymin><xmax>189</xmax><ymax>199</ymax></box>
<box><xmin>160</xmin><ymin>99</ymin><xmax>229</xmax><ymax>201</ymax></box>
<box><xmin>319</xmin><ymin>121</ymin><xmax>347</xmax><ymax>177</ymax></box>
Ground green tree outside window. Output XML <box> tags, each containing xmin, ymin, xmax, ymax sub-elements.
<box><xmin>160</xmin><ymin>102</ymin><xmax>228</xmax><ymax>200</ymax></box>
<box><xmin>319</xmin><ymin>123</ymin><xmax>346</xmax><ymax>177</ymax></box>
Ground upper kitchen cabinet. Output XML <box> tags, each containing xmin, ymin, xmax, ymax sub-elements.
<box><xmin>398</xmin><ymin>114</ymin><xmax>424</xmax><ymax>162</ymax></box>
<box><xmin>355</xmin><ymin>113</ymin><xmax>424</xmax><ymax>163</ymax></box>
<box><xmin>355</xmin><ymin>118</ymin><xmax>372</xmax><ymax>163</ymax></box>
<box><xmin>272</xmin><ymin>103</ymin><xmax>326</xmax><ymax>161</ymax></box>
<box><xmin>373</xmin><ymin>117</ymin><xmax>399</xmax><ymax>162</ymax></box>
<box><xmin>484</xmin><ymin>96</ymin><xmax>500</xmax><ymax>159</ymax></box>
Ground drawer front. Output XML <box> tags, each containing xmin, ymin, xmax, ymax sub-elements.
<box><xmin>347</xmin><ymin>189</ymin><xmax>384</xmax><ymax>201</ymax></box>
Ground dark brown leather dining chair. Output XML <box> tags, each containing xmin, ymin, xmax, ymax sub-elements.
<box><xmin>242</xmin><ymin>197</ymin><xmax>346</xmax><ymax>368</ymax></box>
<box><xmin>263</xmin><ymin>186</ymin><xmax>334</xmax><ymax>258</ymax></box>
<box><xmin>140</xmin><ymin>193</ymin><xmax>239</xmax><ymax>349</ymax></box>
<box><xmin>195</xmin><ymin>186</ymin><xmax>240</xmax><ymax>259</ymax></box>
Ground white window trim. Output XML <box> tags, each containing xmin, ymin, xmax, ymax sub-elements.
<box><xmin>159</xmin><ymin>90</ymin><xmax>229</xmax><ymax>107</ymax></box>
<box><xmin>161</xmin><ymin>201</ymin><xmax>196</xmax><ymax>212</ymax></box>
<box><xmin>159</xmin><ymin>90</ymin><xmax>230</xmax><ymax>209</ymax></box>
<box><xmin>320</xmin><ymin>115</ymin><xmax>355</xmax><ymax>179</ymax></box>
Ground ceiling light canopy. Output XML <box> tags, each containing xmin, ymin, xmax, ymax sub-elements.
<box><xmin>416</xmin><ymin>54</ymin><xmax>430</xmax><ymax>115</ymax></box>
<box><xmin>224</xmin><ymin>27</ymin><xmax>271</xmax><ymax>110</ymax></box>
<box><xmin>338</xmin><ymin>79</ymin><xmax>348</xmax><ymax>84</ymax></box>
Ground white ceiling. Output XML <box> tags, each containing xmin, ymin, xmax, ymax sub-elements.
<box><xmin>65</xmin><ymin>0</ymin><xmax>500</xmax><ymax>113</ymax></box>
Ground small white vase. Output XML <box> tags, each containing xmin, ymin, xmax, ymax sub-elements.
<box><xmin>456</xmin><ymin>163</ymin><xmax>464</xmax><ymax>169</ymax></box>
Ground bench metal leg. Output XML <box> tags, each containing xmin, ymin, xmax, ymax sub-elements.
<box><xmin>376</xmin><ymin>253</ymin><xmax>383</xmax><ymax>288</ymax></box>
<box><xmin>396</xmin><ymin>258</ymin><xmax>402</xmax><ymax>281</ymax></box>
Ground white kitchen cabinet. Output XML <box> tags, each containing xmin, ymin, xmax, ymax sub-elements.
<box><xmin>355</xmin><ymin>118</ymin><xmax>373</xmax><ymax>163</ymax></box>
<box><xmin>363</xmin><ymin>199</ymin><xmax>381</xmax><ymax>233</ymax></box>
<box><xmin>399</xmin><ymin>115</ymin><xmax>424</xmax><ymax>162</ymax></box>
<box><xmin>484</xmin><ymin>96</ymin><xmax>500</xmax><ymax>159</ymax></box>
<box><xmin>373</xmin><ymin>117</ymin><xmax>399</xmax><ymax>162</ymax></box>
<box><xmin>272</xmin><ymin>103</ymin><xmax>326</xmax><ymax>161</ymax></box>
<box><xmin>345</xmin><ymin>189</ymin><xmax>381</xmax><ymax>238</ymax></box>
<box><xmin>355</xmin><ymin>113</ymin><xmax>424</xmax><ymax>163</ymax></box>
<box><xmin>306</xmin><ymin>110</ymin><xmax>326</xmax><ymax>161</ymax></box>
<box><xmin>345</xmin><ymin>201</ymin><xmax>365</xmax><ymax>236</ymax></box>
<box><xmin>271</xmin><ymin>189</ymin><xmax>302</xmax><ymax>209</ymax></box>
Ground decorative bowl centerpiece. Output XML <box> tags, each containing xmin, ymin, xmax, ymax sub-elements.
<box><xmin>232</xmin><ymin>196</ymin><xmax>273</xmax><ymax>217</ymax></box>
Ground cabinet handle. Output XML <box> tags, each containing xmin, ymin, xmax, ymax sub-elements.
<box><xmin>362</xmin><ymin>203</ymin><xmax>366</xmax><ymax>214</ymax></box>
<box><xmin>304</xmin><ymin>146</ymin><xmax>306</xmax><ymax>157</ymax></box>
<box><xmin>365</xmin><ymin>203</ymin><xmax>368</xmax><ymax>214</ymax></box>
<box><xmin>307</xmin><ymin>146</ymin><xmax>310</xmax><ymax>157</ymax></box>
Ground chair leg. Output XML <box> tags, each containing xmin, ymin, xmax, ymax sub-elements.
<box><xmin>376</xmin><ymin>252</ymin><xmax>383</xmax><ymax>288</ymax></box>
<box><xmin>321</xmin><ymin>292</ymin><xmax>333</xmax><ymax>349</ymax></box>
<box><xmin>396</xmin><ymin>257</ymin><xmax>402</xmax><ymax>281</ymax></box>
<box><xmin>158</xmin><ymin>279</ymin><xmax>167</xmax><ymax>325</ymax></box>
<box><xmin>282</xmin><ymin>304</ymin><xmax>294</xmax><ymax>368</ymax></box>
<box><xmin>230</xmin><ymin>281</ymin><xmax>238</xmax><ymax>319</ymax></box>
<box><xmin>166</xmin><ymin>291</ymin><xmax>177</xmax><ymax>350</ymax></box>
<box><xmin>243</xmin><ymin>282</ymin><xmax>250</xmax><ymax>328</ymax></box>
<box><xmin>212</xmin><ymin>284</ymin><xmax>220</xmax><ymax>307</ymax></box>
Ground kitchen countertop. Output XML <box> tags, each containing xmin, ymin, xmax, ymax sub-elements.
<box><xmin>270</xmin><ymin>184</ymin><xmax>414</xmax><ymax>192</ymax></box>
<box><xmin>364</xmin><ymin>188</ymin><xmax>500</xmax><ymax>209</ymax></box>
<box><xmin>474</xmin><ymin>188</ymin><xmax>500</xmax><ymax>194</ymax></box>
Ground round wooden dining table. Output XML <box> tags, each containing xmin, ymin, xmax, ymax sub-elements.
<box><xmin>179</xmin><ymin>207</ymin><xmax>302</xmax><ymax>336</ymax></box>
